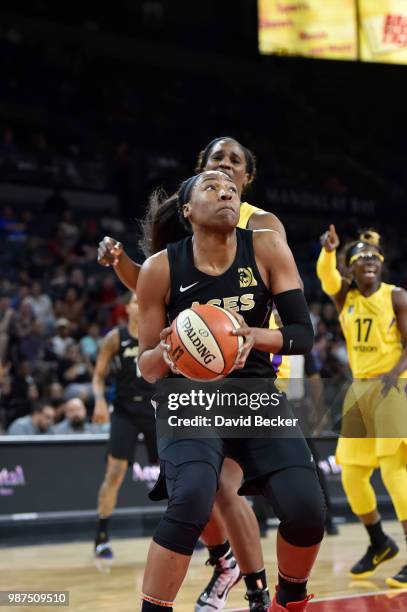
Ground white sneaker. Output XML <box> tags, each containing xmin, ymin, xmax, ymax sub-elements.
<box><xmin>195</xmin><ymin>550</ymin><xmax>241</xmax><ymax>612</ymax></box>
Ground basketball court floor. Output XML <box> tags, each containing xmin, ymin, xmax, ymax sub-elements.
<box><xmin>2</xmin><ymin>522</ymin><xmax>406</xmax><ymax>611</ymax></box>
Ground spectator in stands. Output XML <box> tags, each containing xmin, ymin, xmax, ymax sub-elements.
<box><xmin>49</xmin><ymin>264</ymin><xmax>68</xmax><ymax>293</ymax></box>
<box><xmin>58</xmin><ymin>209</ymin><xmax>80</xmax><ymax>249</ymax></box>
<box><xmin>44</xmin><ymin>381</ymin><xmax>66</xmax><ymax>423</ymax></box>
<box><xmin>54</xmin><ymin>286</ymin><xmax>85</xmax><ymax>326</ymax></box>
<box><xmin>46</xmin><ymin>381</ymin><xmax>65</xmax><ymax>405</ymax></box>
<box><xmin>53</xmin><ymin>397</ymin><xmax>105</xmax><ymax>434</ymax></box>
<box><xmin>19</xmin><ymin>319</ymin><xmax>46</xmax><ymax>364</ymax></box>
<box><xmin>6</xmin><ymin>361</ymin><xmax>37</xmax><ymax>425</ymax></box>
<box><xmin>11</xmin><ymin>301</ymin><xmax>36</xmax><ymax>341</ymax></box>
<box><xmin>58</xmin><ymin>343</ymin><xmax>93</xmax><ymax>401</ymax></box>
<box><xmin>50</xmin><ymin>318</ymin><xmax>74</xmax><ymax>357</ymax></box>
<box><xmin>97</xmin><ymin>276</ymin><xmax>118</xmax><ymax>307</ymax></box>
<box><xmin>24</xmin><ymin>280</ymin><xmax>55</xmax><ymax>333</ymax></box>
<box><xmin>7</xmin><ymin>401</ymin><xmax>55</xmax><ymax>435</ymax></box>
<box><xmin>69</xmin><ymin>267</ymin><xmax>86</xmax><ymax>291</ymax></box>
<box><xmin>80</xmin><ymin>322</ymin><xmax>101</xmax><ymax>362</ymax></box>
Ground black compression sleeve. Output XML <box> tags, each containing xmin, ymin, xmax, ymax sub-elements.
<box><xmin>273</xmin><ymin>289</ymin><xmax>314</xmax><ymax>355</ymax></box>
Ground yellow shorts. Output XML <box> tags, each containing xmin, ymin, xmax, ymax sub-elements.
<box><xmin>336</xmin><ymin>378</ymin><xmax>407</xmax><ymax>467</ymax></box>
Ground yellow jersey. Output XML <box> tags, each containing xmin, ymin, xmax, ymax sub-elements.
<box><xmin>238</xmin><ymin>202</ymin><xmax>291</xmax><ymax>380</ymax></box>
<box><xmin>339</xmin><ymin>282</ymin><xmax>407</xmax><ymax>379</ymax></box>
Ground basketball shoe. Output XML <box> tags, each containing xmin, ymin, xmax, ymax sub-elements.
<box><xmin>245</xmin><ymin>586</ymin><xmax>270</xmax><ymax>612</ymax></box>
<box><xmin>194</xmin><ymin>549</ymin><xmax>241</xmax><ymax>612</ymax></box>
<box><xmin>386</xmin><ymin>564</ymin><xmax>407</xmax><ymax>588</ymax></box>
<box><xmin>269</xmin><ymin>590</ymin><xmax>313</xmax><ymax>611</ymax></box>
<box><xmin>349</xmin><ymin>537</ymin><xmax>399</xmax><ymax>578</ymax></box>
<box><xmin>95</xmin><ymin>541</ymin><xmax>114</xmax><ymax>559</ymax></box>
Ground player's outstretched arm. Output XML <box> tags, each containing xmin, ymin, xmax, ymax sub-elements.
<box><xmin>137</xmin><ymin>251</ymin><xmax>171</xmax><ymax>383</ymax></box>
<box><xmin>316</xmin><ymin>224</ymin><xmax>350</xmax><ymax>312</ymax></box>
<box><xmin>98</xmin><ymin>236</ymin><xmax>141</xmax><ymax>292</ymax></box>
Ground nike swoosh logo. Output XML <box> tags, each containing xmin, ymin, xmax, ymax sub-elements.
<box><xmin>180</xmin><ymin>282</ymin><xmax>199</xmax><ymax>293</ymax></box>
<box><xmin>217</xmin><ymin>586</ymin><xmax>229</xmax><ymax>599</ymax></box>
<box><xmin>373</xmin><ymin>547</ymin><xmax>391</xmax><ymax>565</ymax></box>
<box><xmin>121</xmin><ymin>340</ymin><xmax>131</xmax><ymax>346</ymax></box>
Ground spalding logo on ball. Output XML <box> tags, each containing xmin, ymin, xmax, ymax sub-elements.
<box><xmin>168</xmin><ymin>304</ymin><xmax>244</xmax><ymax>380</ymax></box>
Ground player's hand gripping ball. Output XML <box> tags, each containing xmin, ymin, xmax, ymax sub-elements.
<box><xmin>168</xmin><ymin>304</ymin><xmax>244</xmax><ymax>380</ymax></box>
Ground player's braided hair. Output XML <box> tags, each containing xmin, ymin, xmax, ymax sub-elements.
<box><xmin>195</xmin><ymin>136</ymin><xmax>256</xmax><ymax>190</ymax></box>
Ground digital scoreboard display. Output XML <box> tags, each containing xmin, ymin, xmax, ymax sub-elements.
<box><xmin>259</xmin><ymin>0</ymin><xmax>407</xmax><ymax>64</ymax></box>
<box><xmin>258</xmin><ymin>0</ymin><xmax>357</xmax><ymax>60</ymax></box>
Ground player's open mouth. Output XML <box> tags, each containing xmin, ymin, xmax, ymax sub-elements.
<box><xmin>363</xmin><ymin>269</ymin><xmax>377</xmax><ymax>277</ymax></box>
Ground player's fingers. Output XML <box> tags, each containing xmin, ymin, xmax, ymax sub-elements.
<box><xmin>160</xmin><ymin>327</ymin><xmax>172</xmax><ymax>340</ymax></box>
<box><xmin>98</xmin><ymin>237</ymin><xmax>121</xmax><ymax>263</ymax></box>
<box><xmin>98</xmin><ymin>245</ymin><xmax>115</xmax><ymax>265</ymax></box>
<box><xmin>162</xmin><ymin>350</ymin><xmax>180</xmax><ymax>374</ymax></box>
<box><xmin>162</xmin><ymin>350</ymin><xmax>173</xmax><ymax>367</ymax></box>
<box><xmin>160</xmin><ymin>340</ymin><xmax>171</xmax><ymax>352</ymax></box>
<box><xmin>224</xmin><ymin>308</ymin><xmax>245</xmax><ymax>326</ymax></box>
<box><xmin>234</xmin><ymin>342</ymin><xmax>252</xmax><ymax>368</ymax></box>
<box><xmin>232</xmin><ymin>326</ymin><xmax>251</xmax><ymax>336</ymax></box>
<box><xmin>111</xmin><ymin>242</ymin><xmax>123</xmax><ymax>254</ymax></box>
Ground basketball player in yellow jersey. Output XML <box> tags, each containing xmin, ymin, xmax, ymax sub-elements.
<box><xmin>317</xmin><ymin>225</ymin><xmax>407</xmax><ymax>588</ymax></box>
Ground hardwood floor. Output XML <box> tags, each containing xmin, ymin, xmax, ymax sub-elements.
<box><xmin>1</xmin><ymin>522</ymin><xmax>406</xmax><ymax>611</ymax></box>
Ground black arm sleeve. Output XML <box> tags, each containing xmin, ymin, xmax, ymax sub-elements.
<box><xmin>273</xmin><ymin>288</ymin><xmax>314</xmax><ymax>355</ymax></box>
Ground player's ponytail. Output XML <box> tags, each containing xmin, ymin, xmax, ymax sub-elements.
<box><xmin>139</xmin><ymin>189</ymin><xmax>191</xmax><ymax>256</ymax></box>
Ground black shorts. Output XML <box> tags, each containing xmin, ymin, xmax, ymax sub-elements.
<box><xmin>150</xmin><ymin>385</ymin><xmax>315</xmax><ymax>500</ymax></box>
<box><xmin>149</xmin><ymin>438</ymin><xmax>224</xmax><ymax>501</ymax></box>
<box><xmin>149</xmin><ymin>435</ymin><xmax>314</xmax><ymax>500</ymax></box>
<box><xmin>108</xmin><ymin>410</ymin><xmax>158</xmax><ymax>465</ymax></box>
<box><xmin>225</xmin><ymin>436</ymin><xmax>315</xmax><ymax>495</ymax></box>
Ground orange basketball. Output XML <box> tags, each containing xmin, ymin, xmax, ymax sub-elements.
<box><xmin>168</xmin><ymin>304</ymin><xmax>244</xmax><ymax>381</ymax></box>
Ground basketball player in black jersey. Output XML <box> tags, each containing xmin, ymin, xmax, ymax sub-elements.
<box><xmin>136</xmin><ymin>171</ymin><xmax>325</xmax><ymax>612</ymax></box>
<box><xmin>92</xmin><ymin>293</ymin><xmax>157</xmax><ymax>559</ymax></box>
<box><xmin>97</xmin><ymin>139</ymin><xmax>290</xmax><ymax>612</ymax></box>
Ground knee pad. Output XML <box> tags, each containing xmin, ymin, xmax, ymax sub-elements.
<box><xmin>261</xmin><ymin>467</ymin><xmax>326</xmax><ymax>547</ymax></box>
<box><xmin>153</xmin><ymin>461</ymin><xmax>217</xmax><ymax>556</ymax></box>
<box><xmin>278</xmin><ymin>497</ymin><xmax>325</xmax><ymax>547</ymax></box>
